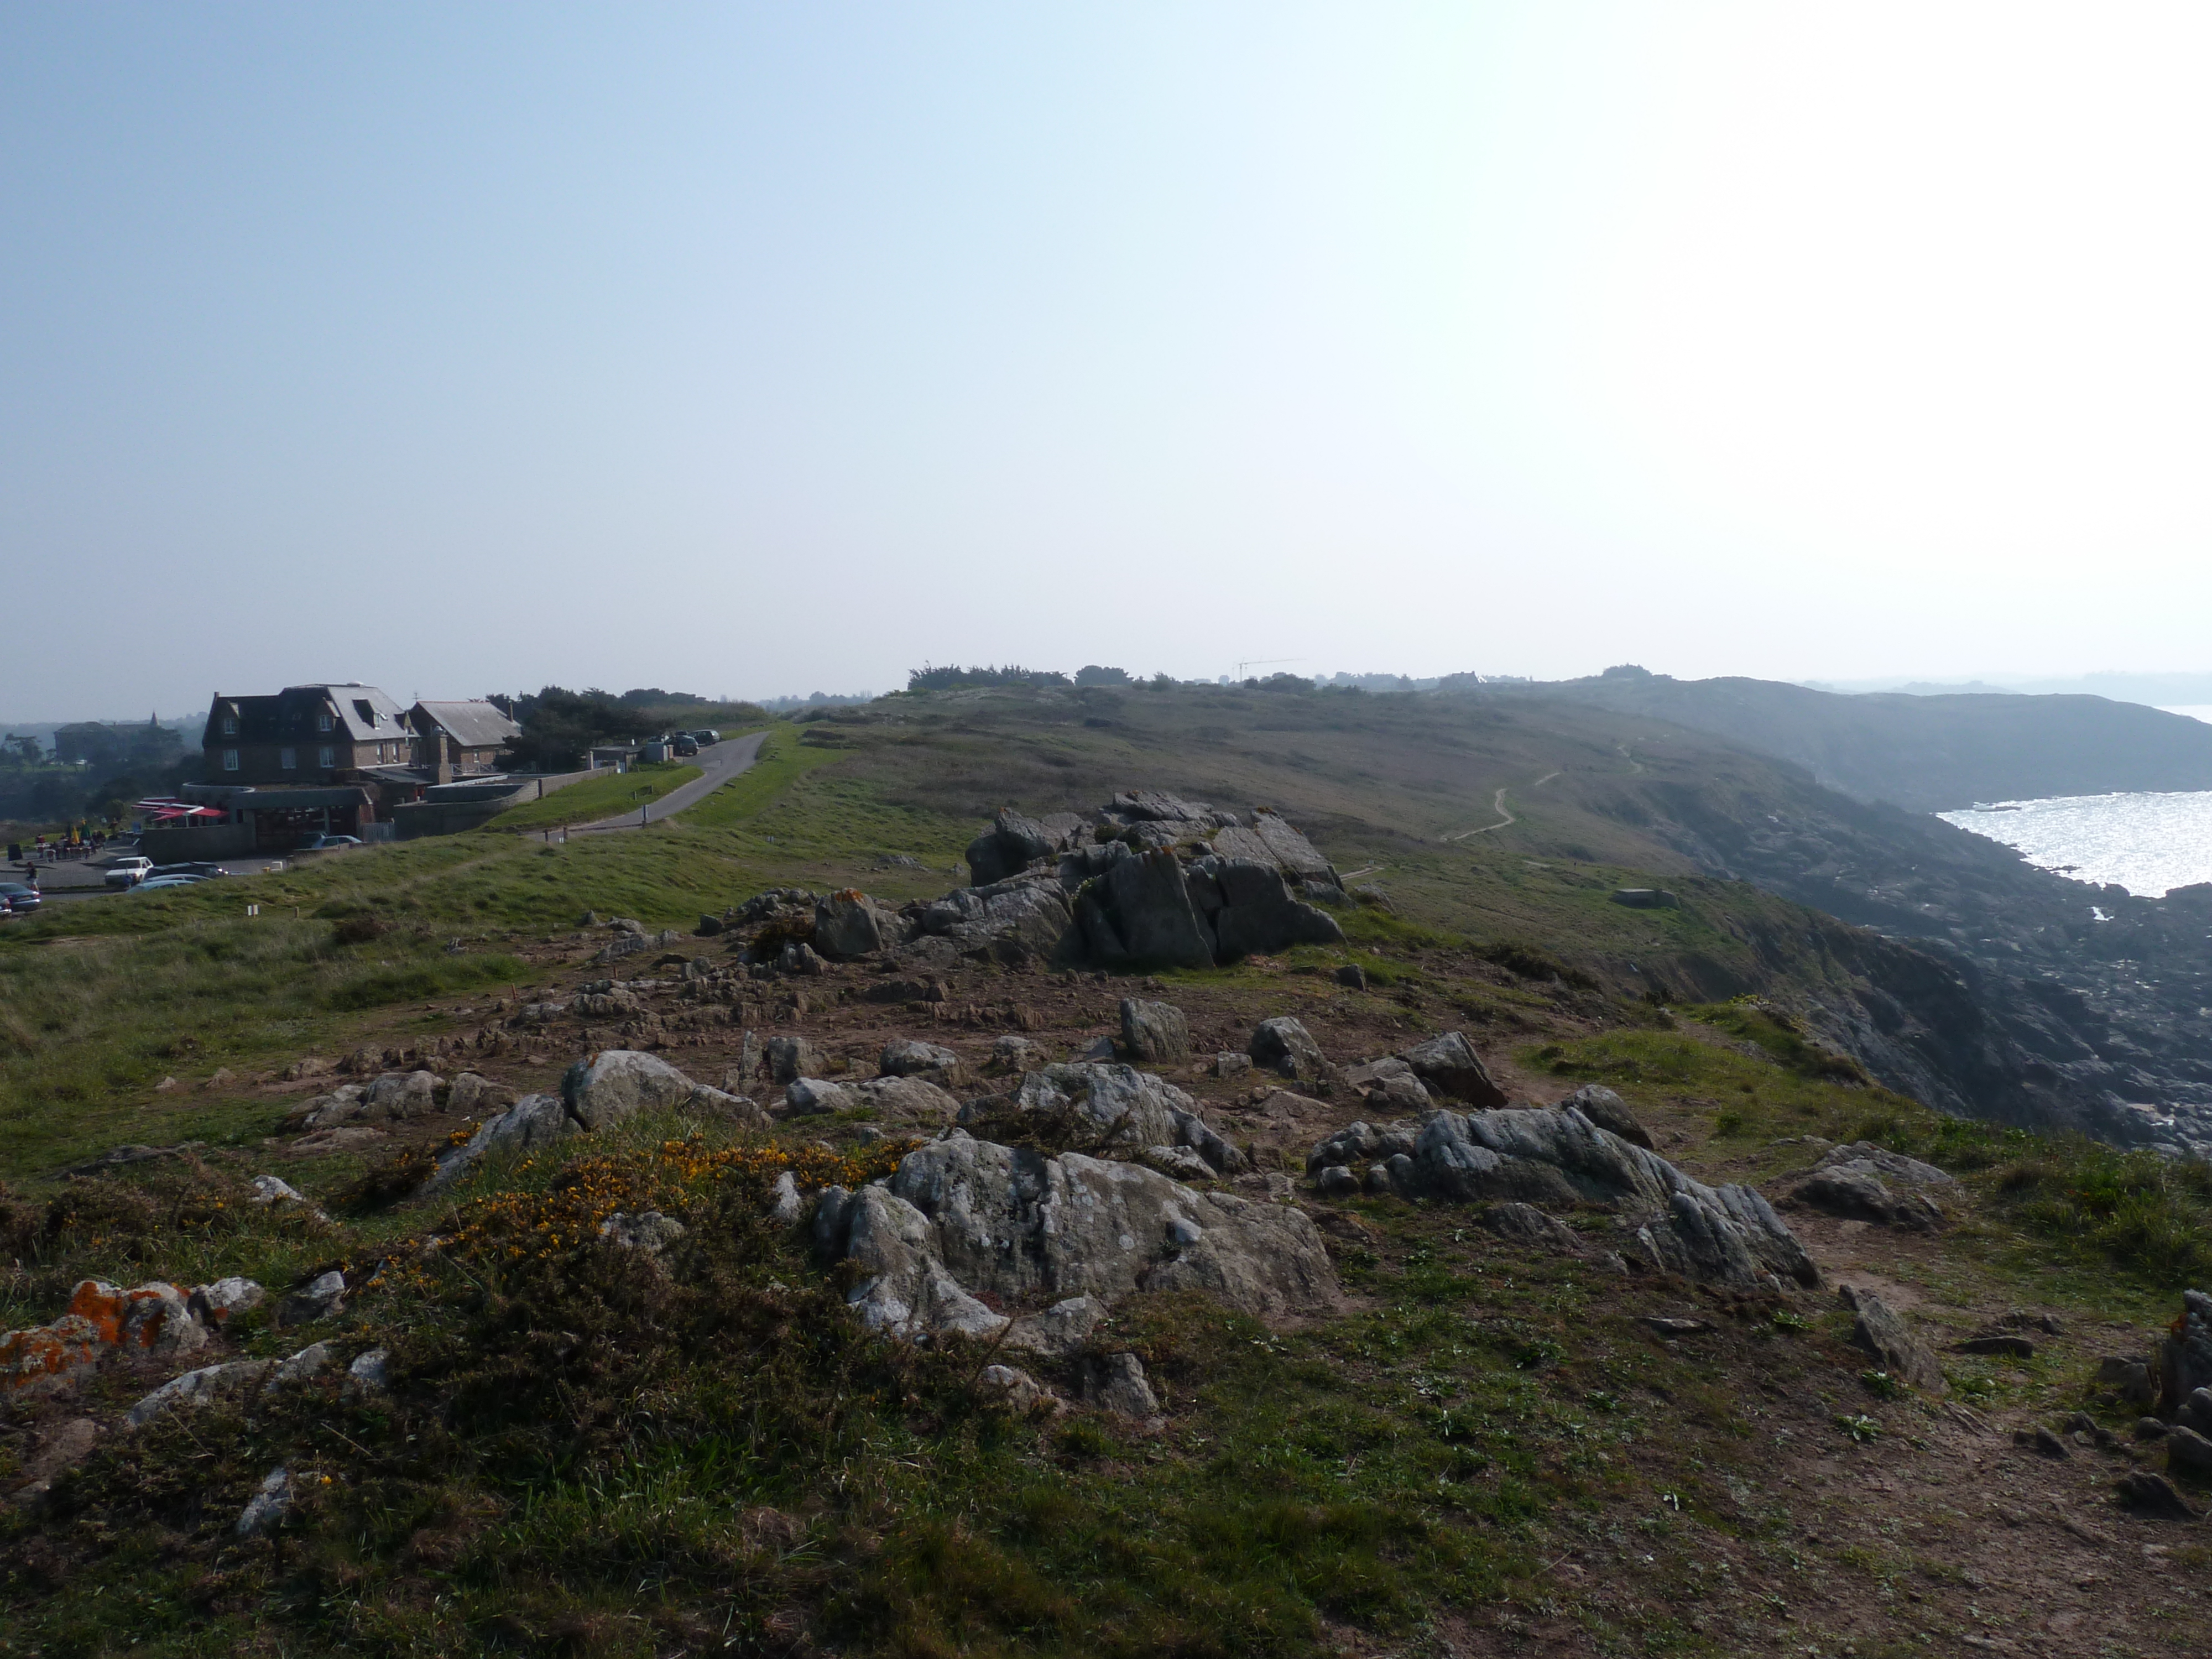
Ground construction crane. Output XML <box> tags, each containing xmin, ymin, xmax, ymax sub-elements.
<box><xmin>1234</xmin><ymin>658</ymin><xmax>1303</xmax><ymax>681</ymax></box>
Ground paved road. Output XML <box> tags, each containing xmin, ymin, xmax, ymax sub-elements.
<box><xmin>567</xmin><ymin>730</ymin><xmax>770</xmax><ymax>833</ymax></box>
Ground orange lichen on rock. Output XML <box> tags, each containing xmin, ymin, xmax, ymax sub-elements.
<box><xmin>0</xmin><ymin>1314</ymin><xmax>103</xmax><ymax>1394</ymax></box>
<box><xmin>65</xmin><ymin>1280</ymin><xmax>127</xmax><ymax>1345</ymax></box>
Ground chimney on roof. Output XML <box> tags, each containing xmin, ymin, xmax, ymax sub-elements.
<box><xmin>429</xmin><ymin>727</ymin><xmax>452</xmax><ymax>786</ymax></box>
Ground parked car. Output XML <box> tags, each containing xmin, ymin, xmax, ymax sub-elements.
<box><xmin>672</xmin><ymin>736</ymin><xmax>699</xmax><ymax>757</ymax></box>
<box><xmin>103</xmin><ymin>856</ymin><xmax>155</xmax><ymax>888</ymax></box>
<box><xmin>298</xmin><ymin>834</ymin><xmax>363</xmax><ymax>851</ymax></box>
<box><xmin>153</xmin><ymin>863</ymin><xmax>229</xmax><ymax>879</ymax></box>
<box><xmin>131</xmin><ymin>874</ymin><xmax>206</xmax><ymax>891</ymax></box>
<box><xmin>0</xmin><ymin>881</ymin><xmax>39</xmax><ymax>913</ymax></box>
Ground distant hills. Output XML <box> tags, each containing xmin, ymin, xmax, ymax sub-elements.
<box><xmin>1478</xmin><ymin>671</ymin><xmax>2212</xmax><ymax>811</ymax></box>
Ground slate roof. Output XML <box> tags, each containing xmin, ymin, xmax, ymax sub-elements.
<box><xmin>203</xmin><ymin>685</ymin><xmax>408</xmax><ymax>746</ymax></box>
<box><xmin>411</xmin><ymin>700</ymin><xmax>521</xmax><ymax>750</ymax></box>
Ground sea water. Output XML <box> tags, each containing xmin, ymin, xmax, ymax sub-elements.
<box><xmin>1936</xmin><ymin>705</ymin><xmax>2212</xmax><ymax>896</ymax></box>
<box><xmin>1941</xmin><ymin>791</ymin><xmax>2212</xmax><ymax>897</ymax></box>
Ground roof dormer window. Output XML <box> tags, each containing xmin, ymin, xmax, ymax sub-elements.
<box><xmin>220</xmin><ymin>714</ymin><xmax>237</xmax><ymax>737</ymax></box>
<box><xmin>354</xmin><ymin>698</ymin><xmax>377</xmax><ymax>727</ymax></box>
<box><xmin>317</xmin><ymin>708</ymin><xmax>333</xmax><ymax>733</ymax></box>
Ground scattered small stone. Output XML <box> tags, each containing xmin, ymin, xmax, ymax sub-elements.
<box><xmin>1333</xmin><ymin>964</ymin><xmax>1366</xmax><ymax>989</ymax></box>
<box><xmin>347</xmin><ymin>1349</ymin><xmax>389</xmax><ymax>1390</ymax></box>
<box><xmin>598</xmin><ymin>1211</ymin><xmax>687</xmax><ymax>1254</ymax></box>
<box><xmin>2117</xmin><ymin>1469</ymin><xmax>2200</xmax><ymax>1519</ymax></box>
<box><xmin>1314</xmin><ymin>1164</ymin><xmax>1358</xmax><ymax>1199</ymax></box>
<box><xmin>2166</xmin><ymin>1423</ymin><xmax>2212</xmax><ymax>1477</ymax></box>
<box><xmin>980</xmin><ymin>1364</ymin><xmax>1061</xmax><ymax>1415</ymax></box>
<box><xmin>766</xmin><ymin>1172</ymin><xmax>804</xmax><ymax>1227</ymax></box>
<box><xmin>273</xmin><ymin>1270</ymin><xmax>345</xmax><ymax>1328</ymax></box>
<box><xmin>1213</xmin><ymin>1052</ymin><xmax>1253</xmax><ymax>1079</ymax></box>
<box><xmin>1642</xmin><ymin>1317</ymin><xmax>1710</xmax><ymax>1337</ymax></box>
<box><xmin>1954</xmin><ymin>1336</ymin><xmax>2037</xmax><ymax>1359</ymax></box>
<box><xmin>2033</xmin><ymin>1427</ymin><xmax>2071</xmax><ymax>1459</ymax></box>
<box><xmin>236</xmin><ymin>1467</ymin><xmax>293</xmax><ymax>1537</ymax></box>
<box><xmin>186</xmin><ymin>1277</ymin><xmax>263</xmax><ymax>1328</ymax></box>
<box><xmin>1082</xmin><ymin>1352</ymin><xmax>1160</xmax><ymax>1420</ymax></box>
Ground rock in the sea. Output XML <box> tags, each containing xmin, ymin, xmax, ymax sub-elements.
<box><xmin>1250</xmin><ymin>1017</ymin><xmax>1325</xmax><ymax>1081</ymax></box>
<box><xmin>1119</xmin><ymin>998</ymin><xmax>1190</xmax><ymax>1063</ymax></box>
<box><xmin>1791</xmin><ymin>1141</ymin><xmax>1955</xmax><ymax>1230</ymax></box>
<box><xmin>819</xmin><ymin>1134</ymin><xmax>1339</xmax><ymax>1342</ymax></box>
<box><xmin>1850</xmin><ymin>1292</ymin><xmax>1947</xmax><ymax>1395</ymax></box>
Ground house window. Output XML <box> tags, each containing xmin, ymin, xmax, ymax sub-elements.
<box><xmin>222</xmin><ymin>749</ymin><xmax>239</xmax><ymax>771</ymax></box>
<box><xmin>318</xmin><ymin>745</ymin><xmax>335</xmax><ymax>769</ymax></box>
<box><xmin>280</xmin><ymin>747</ymin><xmax>297</xmax><ymax>770</ymax></box>
<box><xmin>317</xmin><ymin>709</ymin><xmax>333</xmax><ymax>733</ymax></box>
<box><xmin>220</xmin><ymin>715</ymin><xmax>237</xmax><ymax>736</ymax></box>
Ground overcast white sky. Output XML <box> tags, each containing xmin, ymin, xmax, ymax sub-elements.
<box><xmin>5</xmin><ymin>4</ymin><xmax>2210</xmax><ymax>717</ymax></box>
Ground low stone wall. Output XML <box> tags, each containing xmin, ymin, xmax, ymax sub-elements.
<box><xmin>391</xmin><ymin>769</ymin><xmax>597</xmax><ymax>840</ymax></box>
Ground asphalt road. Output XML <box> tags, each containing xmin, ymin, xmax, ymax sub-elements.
<box><xmin>567</xmin><ymin>729</ymin><xmax>770</xmax><ymax>833</ymax></box>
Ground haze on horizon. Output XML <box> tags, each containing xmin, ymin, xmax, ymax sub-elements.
<box><xmin>6</xmin><ymin>3</ymin><xmax>2210</xmax><ymax>718</ymax></box>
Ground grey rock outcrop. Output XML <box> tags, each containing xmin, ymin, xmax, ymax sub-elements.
<box><xmin>1559</xmin><ymin>1084</ymin><xmax>1652</xmax><ymax>1149</ymax></box>
<box><xmin>562</xmin><ymin>1050</ymin><xmax>698</xmax><ymax>1131</ymax></box>
<box><xmin>1186</xmin><ymin>857</ymin><xmax>1344</xmax><ymax>961</ymax></box>
<box><xmin>236</xmin><ymin>1468</ymin><xmax>293</xmax><ymax>1537</ymax></box>
<box><xmin>1399</xmin><ymin>1031</ymin><xmax>1507</xmax><ymax>1108</ymax></box>
<box><xmin>966</xmin><ymin>808</ymin><xmax>1084</xmax><ymax>886</ymax></box>
<box><xmin>446</xmin><ymin>1072</ymin><xmax>517</xmax><ymax>1119</ymax></box>
<box><xmin>599</xmin><ymin>1211</ymin><xmax>688</xmax><ymax>1254</ymax></box>
<box><xmin>906</xmin><ymin>870</ymin><xmax>1074</xmax><ymax>966</ymax></box>
<box><xmin>2158</xmin><ymin>1291</ymin><xmax>2212</xmax><ymax>1418</ymax></box>
<box><xmin>881</xmin><ymin>1039</ymin><xmax>958</xmax><ymax>1077</ymax></box>
<box><xmin>819</xmin><ymin>1134</ymin><xmax>1338</xmax><ymax>1343</ymax></box>
<box><xmin>1482</xmin><ymin>1201</ymin><xmax>1591</xmax><ymax>1256</ymax></box>
<box><xmin>422</xmin><ymin>1093</ymin><xmax>576</xmax><ymax>1193</ymax></box>
<box><xmin>766</xmin><ymin>1035</ymin><xmax>820</xmax><ymax>1084</ymax></box>
<box><xmin>1313</xmin><ymin>1104</ymin><xmax>1818</xmax><ymax>1292</ymax></box>
<box><xmin>1076</xmin><ymin>851</ymin><xmax>1215</xmax><ymax>968</ymax></box>
<box><xmin>1792</xmin><ymin>1142</ymin><xmax>1956</xmax><ymax>1230</ymax></box>
<box><xmin>1083</xmin><ymin>1352</ymin><xmax>1160</xmax><ymax>1419</ymax></box>
<box><xmin>274</xmin><ymin>1271</ymin><xmax>345</xmax><ymax>1328</ymax></box>
<box><xmin>1251</xmin><ymin>1018</ymin><xmax>1325</xmax><ymax>1082</ymax></box>
<box><xmin>787</xmin><ymin>1073</ymin><xmax>962</xmax><ymax>1124</ymax></box>
<box><xmin>1849</xmin><ymin>1291</ymin><xmax>1947</xmax><ymax>1394</ymax></box>
<box><xmin>815</xmin><ymin>890</ymin><xmax>911</xmax><ymax>960</ymax></box>
<box><xmin>1118</xmin><ymin>999</ymin><xmax>1189</xmax><ymax>1063</ymax></box>
<box><xmin>962</xmin><ymin>1062</ymin><xmax>1243</xmax><ymax>1172</ymax></box>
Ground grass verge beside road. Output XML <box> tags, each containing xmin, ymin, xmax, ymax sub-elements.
<box><xmin>483</xmin><ymin>761</ymin><xmax>702</xmax><ymax>832</ymax></box>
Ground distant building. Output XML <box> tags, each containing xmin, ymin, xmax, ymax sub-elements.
<box><xmin>408</xmin><ymin>700</ymin><xmax>521</xmax><ymax>782</ymax></box>
<box><xmin>201</xmin><ymin>684</ymin><xmax>414</xmax><ymax>784</ymax></box>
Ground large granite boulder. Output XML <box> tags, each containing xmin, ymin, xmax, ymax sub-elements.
<box><xmin>2159</xmin><ymin>1291</ymin><xmax>2212</xmax><ymax>1419</ymax></box>
<box><xmin>1398</xmin><ymin>1031</ymin><xmax>1507</xmax><ymax>1108</ymax></box>
<box><xmin>1186</xmin><ymin>858</ymin><xmax>1344</xmax><ymax>960</ymax></box>
<box><xmin>814</xmin><ymin>890</ymin><xmax>910</xmax><ymax>960</ymax></box>
<box><xmin>1791</xmin><ymin>1142</ymin><xmax>1956</xmax><ymax>1230</ymax></box>
<box><xmin>423</xmin><ymin>1094</ymin><xmax>578</xmax><ymax>1193</ymax></box>
<box><xmin>962</xmin><ymin>1062</ymin><xmax>1242</xmax><ymax>1171</ymax></box>
<box><xmin>906</xmin><ymin>871</ymin><xmax>1074</xmax><ymax>965</ymax></box>
<box><xmin>1074</xmin><ymin>851</ymin><xmax>1215</xmax><ymax>968</ymax></box>
<box><xmin>786</xmin><ymin>1074</ymin><xmax>962</xmax><ymax>1124</ymax></box>
<box><xmin>1119</xmin><ymin>998</ymin><xmax>1190</xmax><ymax>1063</ymax></box>
<box><xmin>1311</xmin><ymin>1104</ymin><xmax>1819</xmax><ymax>1292</ymax></box>
<box><xmin>1251</xmin><ymin>1017</ymin><xmax>1326</xmax><ymax>1082</ymax></box>
<box><xmin>817</xmin><ymin>1131</ymin><xmax>1338</xmax><ymax>1343</ymax></box>
<box><xmin>561</xmin><ymin>1050</ymin><xmax>701</xmax><ymax>1131</ymax></box>
<box><xmin>966</xmin><ymin>809</ymin><xmax>1081</xmax><ymax>886</ymax></box>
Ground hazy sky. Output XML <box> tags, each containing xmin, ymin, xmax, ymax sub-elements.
<box><xmin>6</xmin><ymin>4</ymin><xmax>2210</xmax><ymax>717</ymax></box>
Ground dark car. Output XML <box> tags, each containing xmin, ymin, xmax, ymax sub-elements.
<box><xmin>0</xmin><ymin>881</ymin><xmax>42</xmax><ymax>913</ymax></box>
<box><xmin>672</xmin><ymin>736</ymin><xmax>700</xmax><ymax>757</ymax></box>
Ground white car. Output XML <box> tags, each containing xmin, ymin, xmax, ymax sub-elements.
<box><xmin>103</xmin><ymin>856</ymin><xmax>155</xmax><ymax>888</ymax></box>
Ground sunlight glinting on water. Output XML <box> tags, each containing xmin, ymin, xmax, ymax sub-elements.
<box><xmin>1940</xmin><ymin>789</ymin><xmax>2212</xmax><ymax>898</ymax></box>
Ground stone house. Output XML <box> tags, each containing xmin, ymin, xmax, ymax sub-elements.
<box><xmin>201</xmin><ymin>685</ymin><xmax>415</xmax><ymax>784</ymax></box>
